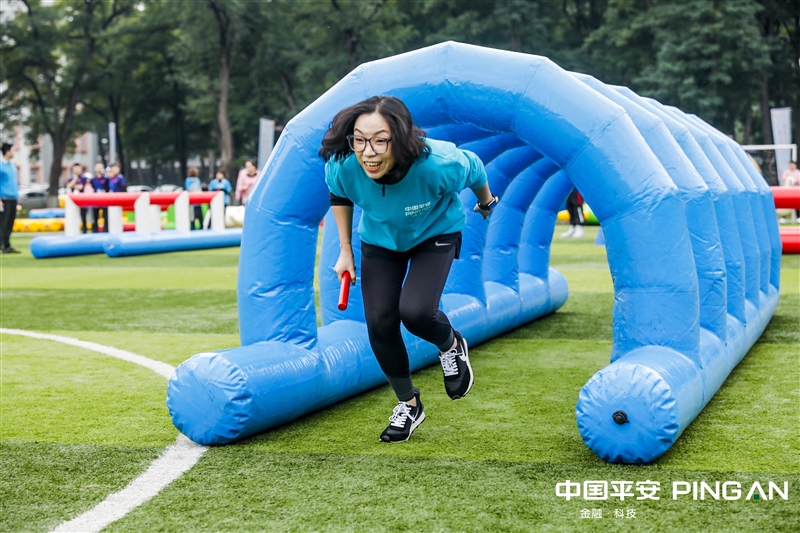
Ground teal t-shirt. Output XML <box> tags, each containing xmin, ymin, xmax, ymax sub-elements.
<box><xmin>325</xmin><ymin>138</ymin><xmax>487</xmax><ymax>252</ymax></box>
<box><xmin>0</xmin><ymin>159</ymin><xmax>19</xmax><ymax>199</ymax></box>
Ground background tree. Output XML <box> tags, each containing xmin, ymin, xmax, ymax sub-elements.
<box><xmin>0</xmin><ymin>0</ymin><xmax>138</xmax><ymax>200</ymax></box>
<box><xmin>755</xmin><ymin>0</ymin><xmax>800</xmax><ymax>145</ymax></box>
<box><xmin>2</xmin><ymin>0</ymin><xmax>797</xmax><ymax>191</ymax></box>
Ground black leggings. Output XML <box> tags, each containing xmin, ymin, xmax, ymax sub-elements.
<box><xmin>360</xmin><ymin>233</ymin><xmax>460</xmax><ymax>381</ymax></box>
<box><xmin>92</xmin><ymin>207</ymin><xmax>106</xmax><ymax>232</ymax></box>
<box><xmin>0</xmin><ymin>199</ymin><xmax>17</xmax><ymax>249</ymax></box>
<box><xmin>566</xmin><ymin>190</ymin><xmax>584</xmax><ymax>226</ymax></box>
<box><xmin>191</xmin><ymin>205</ymin><xmax>203</xmax><ymax>229</ymax></box>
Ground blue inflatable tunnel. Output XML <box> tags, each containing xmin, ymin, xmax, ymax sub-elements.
<box><xmin>166</xmin><ymin>42</ymin><xmax>780</xmax><ymax>463</ymax></box>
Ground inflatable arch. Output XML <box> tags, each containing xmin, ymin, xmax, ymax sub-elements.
<box><xmin>166</xmin><ymin>42</ymin><xmax>780</xmax><ymax>464</ymax></box>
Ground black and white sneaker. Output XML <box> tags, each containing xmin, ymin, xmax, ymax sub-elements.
<box><xmin>439</xmin><ymin>331</ymin><xmax>473</xmax><ymax>400</ymax></box>
<box><xmin>379</xmin><ymin>388</ymin><xmax>425</xmax><ymax>443</ymax></box>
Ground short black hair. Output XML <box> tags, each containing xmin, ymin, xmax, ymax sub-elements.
<box><xmin>319</xmin><ymin>96</ymin><xmax>428</xmax><ymax>172</ymax></box>
<box><xmin>1</xmin><ymin>143</ymin><xmax>12</xmax><ymax>156</ymax></box>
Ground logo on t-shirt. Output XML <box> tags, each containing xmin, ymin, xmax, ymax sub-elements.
<box><xmin>404</xmin><ymin>201</ymin><xmax>431</xmax><ymax>217</ymax></box>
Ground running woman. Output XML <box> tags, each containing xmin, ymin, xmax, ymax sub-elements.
<box><xmin>320</xmin><ymin>96</ymin><xmax>498</xmax><ymax>443</ymax></box>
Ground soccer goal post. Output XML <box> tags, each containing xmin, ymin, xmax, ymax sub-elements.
<box><xmin>741</xmin><ymin>143</ymin><xmax>798</xmax><ymax>186</ymax></box>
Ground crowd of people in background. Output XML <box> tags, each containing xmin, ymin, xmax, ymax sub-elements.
<box><xmin>63</xmin><ymin>160</ymin><xmax>250</xmax><ymax>232</ymax></box>
<box><xmin>66</xmin><ymin>161</ymin><xmax>126</xmax><ymax>233</ymax></box>
<box><xmin>2</xmin><ymin>156</ymin><xmax>255</xmax><ymax>245</ymax></box>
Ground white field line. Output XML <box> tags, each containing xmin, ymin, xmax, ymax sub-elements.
<box><xmin>51</xmin><ymin>434</ymin><xmax>206</xmax><ymax>533</ymax></box>
<box><xmin>0</xmin><ymin>328</ymin><xmax>208</xmax><ymax>533</ymax></box>
<box><xmin>0</xmin><ymin>328</ymin><xmax>175</xmax><ymax>379</ymax></box>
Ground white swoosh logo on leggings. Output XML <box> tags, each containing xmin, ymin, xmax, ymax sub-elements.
<box><xmin>434</xmin><ymin>241</ymin><xmax>451</xmax><ymax>246</ymax></box>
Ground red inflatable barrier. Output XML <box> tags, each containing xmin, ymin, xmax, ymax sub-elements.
<box><xmin>69</xmin><ymin>193</ymin><xmax>140</xmax><ymax>208</ymax></box>
<box><xmin>770</xmin><ymin>186</ymin><xmax>800</xmax><ymax>209</ymax></box>
<box><xmin>71</xmin><ymin>192</ymin><xmax>220</xmax><ymax>208</ymax></box>
<box><xmin>779</xmin><ymin>227</ymin><xmax>800</xmax><ymax>254</ymax></box>
<box><xmin>770</xmin><ymin>187</ymin><xmax>800</xmax><ymax>254</ymax></box>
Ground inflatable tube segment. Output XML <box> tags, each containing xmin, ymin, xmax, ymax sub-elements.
<box><xmin>30</xmin><ymin>234</ymin><xmax>111</xmax><ymax>258</ymax></box>
<box><xmin>103</xmin><ymin>229</ymin><xmax>242</xmax><ymax>257</ymax></box>
<box><xmin>574</xmin><ymin>81</ymin><xmax>779</xmax><ymax>462</ymax></box>
<box><xmin>652</xmin><ymin>103</ymin><xmax>775</xmax><ymax>352</ymax></box>
<box><xmin>611</xmin><ymin>88</ymin><xmax>748</xmax><ymax>351</ymax></box>
<box><xmin>683</xmin><ymin>113</ymin><xmax>782</xmax><ymax>292</ymax></box>
<box><xmin>167</xmin><ymin>43</ymin><xmax>779</xmax><ymax>463</ymax></box>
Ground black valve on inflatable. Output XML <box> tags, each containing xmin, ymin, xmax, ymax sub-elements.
<box><xmin>612</xmin><ymin>410</ymin><xmax>629</xmax><ymax>425</ymax></box>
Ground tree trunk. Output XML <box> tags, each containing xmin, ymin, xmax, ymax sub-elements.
<box><xmin>744</xmin><ymin>101</ymin><xmax>752</xmax><ymax>145</ymax></box>
<box><xmin>759</xmin><ymin>75</ymin><xmax>773</xmax><ymax>144</ymax></box>
<box><xmin>510</xmin><ymin>26</ymin><xmax>521</xmax><ymax>52</ymax></box>
<box><xmin>217</xmin><ymin>53</ymin><xmax>234</xmax><ymax>180</ymax></box>
<box><xmin>208</xmin><ymin>149</ymin><xmax>216</xmax><ymax>179</ymax></box>
<box><xmin>793</xmin><ymin>15</ymin><xmax>800</xmax><ymax>154</ymax></box>
<box><xmin>97</xmin><ymin>129</ymin><xmax>107</xmax><ymax>165</ymax></box>
<box><xmin>176</xmin><ymin>99</ymin><xmax>187</xmax><ymax>183</ymax></box>
<box><xmin>208</xmin><ymin>0</ymin><xmax>236</xmax><ymax>181</ymax></box>
<box><xmin>165</xmin><ymin>53</ymin><xmax>188</xmax><ymax>182</ymax></box>
<box><xmin>109</xmin><ymin>98</ymin><xmax>126</xmax><ymax>175</ymax></box>
<box><xmin>48</xmin><ymin>137</ymin><xmax>67</xmax><ymax>204</ymax></box>
<box><xmin>279</xmin><ymin>72</ymin><xmax>297</xmax><ymax>114</ymax></box>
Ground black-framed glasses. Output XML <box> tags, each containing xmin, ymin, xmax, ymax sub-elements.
<box><xmin>347</xmin><ymin>135</ymin><xmax>391</xmax><ymax>154</ymax></box>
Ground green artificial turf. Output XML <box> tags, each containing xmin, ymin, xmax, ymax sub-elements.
<box><xmin>0</xmin><ymin>289</ymin><xmax>239</xmax><ymax>335</ymax></box>
<box><xmin>1</xmin><ymin>227</ymin><xmax>798</xmax><ymax>532</ymax></box>
<box><xmin>0</xmin><ymin>335</ymin><xmax>175</xmax><ymax>446</ymax></box>
<box><xmin>0</xmin><ymin>443</ymin><xmax>164</xmax><ymax>533</ymax></box>
<box><xmin>106</xmin><ymin>451</ymin><xmax>799</xmax><ymax>533</ymax></box>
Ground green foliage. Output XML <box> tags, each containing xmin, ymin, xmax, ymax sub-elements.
<box><xmin>643</xmin><ymin>0</ymin><xmax>770</xmax><ymax>134</ymax></box>
<box><xmin>584</xmin><ymin>0</ymin><xmax>772</xmax><ymax>136</ymax></box>
<box><xmin>0</xmin><ymin>0</ymin><xmax>140</xmax><ymax>193</ymax></box>
<box><xmin>2</xmin><ymin>0</ymin><xmax>798</xmax><ymax>178</ymax></box>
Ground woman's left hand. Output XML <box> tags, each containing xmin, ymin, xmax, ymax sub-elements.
<box><xmin>473</xmin><ymin>194</ymin><xmax>498</xmax><ymax>220</ymax></box>
<box><xmin>473</xmin><ymin>204</ymin><xmax>491</xmax><ymax>220</ymax></box>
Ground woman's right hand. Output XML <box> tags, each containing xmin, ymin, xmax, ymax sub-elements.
<box><xmin>334</xmin><ymin>247</ymin><xmax>356</xmax><ymax>285</ymax></box>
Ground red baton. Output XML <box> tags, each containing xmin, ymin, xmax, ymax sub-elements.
<box><xmin>338</xmin><ymin>271</ymin><xmax>351</xmax><ymax>311</ymax></box>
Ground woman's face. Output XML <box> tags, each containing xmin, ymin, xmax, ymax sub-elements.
<box><xmin>245</xmin><ymin>161</ymin><xmax>257</xmax><ymax>174</ymax></box>
<box><xmin>353</xmin><ymin>112</ymin><xmax>395</xmax><ymax>180</ymax></box>
<box><xmin>94</xmin><ymin>163</ymin><xmax>105</xmax><ymax>175</ymax></box>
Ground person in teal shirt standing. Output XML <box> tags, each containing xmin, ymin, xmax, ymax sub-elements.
<box><xmin>321</xmin><ymin>96</ymin><xmax>498</xmax><ymax>443</ymax></box>
<box><xmin>184</xmin><ymin>167</ymin><xmax>204</xmax><ymax>229</ymax></box>
<box><xmin>208</xmin><ymin>170</ymin><xmax>233</xmax><ymax>205</ymax></box>
<box><xmin>0</xmin><ymin>143</ymin><xmax>20</xmax><ymax>254</ymax></box>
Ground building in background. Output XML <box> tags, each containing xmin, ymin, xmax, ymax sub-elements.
<box><xmin>8</xmin><ymin>126</ymin><xmax>100</xmax><ymax>189</ymax></box>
